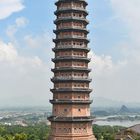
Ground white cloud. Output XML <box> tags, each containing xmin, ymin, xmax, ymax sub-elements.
<box><xmin>0</xmin><ymin>0</ymin><xmax>24</xmax><ymax>20</ymax></box>
<box><xmin>15</xmin><ymin>17</ymin><xmax>28</xmax><ymax>27</ymax></box>
<box><xmin>0</xmin><ymin>40</ymin><xmax>52</xmax><ymax>107</ymax></box>
<box><xmin>89</xmin><ymin>51</ymin><xmax>140</xmax><ymax>103</ymax></box>
<box><xmin>0</xmin><ymin>40</ymin><xmax>43</xmax><ymax>68</ymax></box>
<box><xmin>1</xmin><ymin>0</ymin><xmax>140</xmax><ymax>107</ymax></box>
<box><xmin>6</xmin><ymin>17</ymin><xmax>28</xmax><ymax>39</ymax></box>
<box><xmin>89</xmin><ymin>52</ymin><xmax>115</xmax><ymax>76</ymax></box>
<box><xmin>90</xmin><ymin>0</ymin><xmax>140</xmax><ymax>103</ymax></box>
<box><xmin>110</xmin><ymin>0</ymin><xmax>140</xmax><ymax>45</ymax></box>
<box><xmin>24</xmin><ymin>32</ymin><xmax>54</xmax><ymax>49</ymax></box>
<box><xmin>109</xmin><ymin>0</ymin><xmax>140</xmax><ymax>71</ymax></box>
<box><xmin>0</xmin><ymin>41</ymin><xmax>17</xmax><ymax>62</ymax></box>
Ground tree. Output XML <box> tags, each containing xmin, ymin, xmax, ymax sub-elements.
<box><xmin>14</xmin><ymin>133</ymin><xmax>27</xmax><ymax>140</ymax></box>
<box><xmin>27</xmin><ymin>134</ymin><xmax>39</xmax><ymax>140</ymax></box>
<box><xmin>0</xmin><ymin>127</ymin><xmax>5</xmax><ymax>135</ymax></box>
<box><xmin>4</xmin><ymin>135</ymin><xmax>13</xmax><ymax>140</ymax></box>
<box><xmin>0</xmin><ymin>136</ymin><xmax>5</xmax><ymax>140</ymax></box>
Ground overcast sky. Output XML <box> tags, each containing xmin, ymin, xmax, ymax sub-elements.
<box><xmin>0</xmin><ymin>0</ymin><xmax>140</xmax><ymax>107</ymax></box>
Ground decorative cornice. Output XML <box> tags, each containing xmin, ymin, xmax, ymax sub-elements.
<box><xmin>50</xmin><ymin>88</ymin><xmax>92</xmax><ymax>93</ymax></box>
<box><xmin>55</xmin><ymin>0</ymin><xmax>88</xmax><ymax>6</ymax></box>
<box><xmin>51</xmin><ymin>77</ymin><xmax>92</xmax><ymax>83</ymax></box>
<box><xmin>50</xmin><ymin>99</ymin><xmax>93</xmax><ymax>104</ymax></box>
<box><xmin>52</xmin><ymin>56</ymin><xmax>90</xmax><ymax>63</ymax></box>
<box><xmin>51</xmin><ymin>67</ymin><xmax>91</xmax><ymax>72</ymax></box>
<box><xmin>52</xmin><ymin>46</ymin><xmax>90</xmax><ymax>52</ymax></box>
<box><xmin>48</xmin><ymin>116</ymin><xmax>94</xmax><ymax>122</ymax></box>
<box><xmin>54</xmin><ymin>18</ymin><xmax>89</xmax><ymax>25</ymax></box>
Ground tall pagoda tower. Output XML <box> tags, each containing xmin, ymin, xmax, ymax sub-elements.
<box><xmin>48</xmin><ymin>0</ymin><xmax>96</xmax><ymax>139</ymax></box>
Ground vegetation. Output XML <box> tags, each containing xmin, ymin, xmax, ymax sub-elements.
<box><xmin>93</xmin><ymin>125</ymin><xmax>125</xmax><ymax>140</ymax></box>
<box><xmin>0</xmin><ymin>124</ymin><xmax>124</xmax><ymax>140</ymax></box>
<box><xmin>0</xmin><ymin>124</ymin><xmax>50</xmax><ymax>140</ymax></box>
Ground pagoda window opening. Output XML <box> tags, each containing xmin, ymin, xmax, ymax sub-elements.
<box><xmin>78</xmin><ymin>109</ymin><xmax>81</xmax><ymax>112</ymax></box>
<box><xmin>64</xmin><ymin>109</ymin><xmax>68</xmax><ymax>112</ymax></box>
<box><xmin>83</xmin><ymin>128</ymin><xmax>87</xmax><ymax>132</ymax></box>
<box><xmin>68</xmin><ymin>128</ymin><xmax>71</xmax><ymax>133</ymax></box>
<box><xmin>64</xmin><ymin>128</ymin><xmax>67</xmax><ymax>133</ymax></box>
<box><xmin>65</xmin><ymin>96</ymin><xmax>67</xmax><ymax>99</ymax></box>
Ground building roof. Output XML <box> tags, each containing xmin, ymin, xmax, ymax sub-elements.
<box><xmin>125</xmin><ymin>135</ymin><xmax>135</xmax><ymax>140</ymax></box>
<box><xmin>115</xmin><ymin>124</ymin><xmax>140</xmax><ymax>140</ymax></box>
<box><xmin>128</xmin><ymin>124</ymin><xmax>140</xmax><ymax>134</ymax></box>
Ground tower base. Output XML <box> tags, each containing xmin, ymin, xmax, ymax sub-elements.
<box><xmin>48</xmin><ymin>135</ymin><xmax>96</xmax><ymax>140</ymax></box>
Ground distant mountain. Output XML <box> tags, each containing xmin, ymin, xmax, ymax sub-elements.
<box><xmin>94</xmin><ymin>110</ymin><xmax>110</xmax><ymax>116</ymax></box>
<box><xmin>92</xmin><ymin>97</ymin><xmax>123</xmax><ymax>108</ymax></box>
<box><xmin>92</xmin><ymin>97</ymin><xmax>140</xmax><ymax>108</ymax></box>
<box><xmin>119</xmin><ymin>105</ymin><xmax>130</xmax><ymax>114</ymax></box>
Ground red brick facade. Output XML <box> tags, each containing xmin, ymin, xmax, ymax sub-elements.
<box><xmin>48</xmin><ymin>0</ymin><xmax>96</xmax><ymax>139</ymax></box>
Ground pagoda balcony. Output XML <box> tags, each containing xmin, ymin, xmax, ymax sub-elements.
<box><xmin>52</xmin><ymin>56</ymin><xmax>90</xmax><ymax>62</ymax></box>
<box><xmin>55</xmin><ymin>45</ymin><xmax>87</xmax><ymax>48</ymax></box>
<box><xmin>50</xmin><ymin>88</ymin><xmax>92</xmax><ymax>93</ymax></box>
<box><xmin>52</xmin><ymin>45</ymin><xmax>90</xmax><ymax>52</ymax></box>
<box><xmin>55</xmin><ymin>8</ymin><xmax>88</xmax><ymax>16</ymax></box>
<box><xmin>57</xmin><ymin>16</ymin><xmax>87</xmax><ymax>20</ymax></box>
<box><xmin>48</xmin><ymin>116</ymin><xmax>94</xmax><ymax>122</ymax></box>
<box><xmin>51</xmin><ymin>67</ymin><xmax>91</xmax><ymax>72</ymax></box>
<box><xmin>54</xmin><ymin>28</ymin><xmax>89</xmax><ymax>34</ymax></box>
<box><xmin>57</xmin><ymin>7</ymin><xmax>86</xmax><ymax>11</ymax></box>
<box><xmin>55</xmin><ymin>0</ymin><xmax>88</xmax><ymax>7</ymax></box>
<box><xmin>57</xmin><ymin>26</ymin><xmax>87</xmax><ymax>30</ymax></box>
<box><xmin>57</xmin><ymin>35</ymin><xmax>87</xmax><ymax>39</ymax></box>
<box><xmin>54</xmin><ymin>17</ymin><xmax>89</xmax><ymax>25</ymax></box>
<box><xmin>51</xmin><ymin>77</ymin><xmax>92</xmax><ymax>82</ymax></box>
<box><xmin>50</xmin><ymin>99</ymin><xmax>93</xmax><ymax>104</ymax></box>
<box><xmin>53</xmin><ymin>36</ymin><xmax>90</xmax><ymax>43</ymax></box>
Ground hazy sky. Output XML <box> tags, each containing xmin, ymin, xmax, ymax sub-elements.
<box><xmin>0</xmin><ymin>0</ymin><xmax>140</xmax><ymax>107</ymax></box>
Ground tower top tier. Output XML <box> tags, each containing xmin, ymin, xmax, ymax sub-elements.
<box><xmin>55</xmin><ymin>0</ymin><xmax>88</xmax><ymax>6</ymax></box>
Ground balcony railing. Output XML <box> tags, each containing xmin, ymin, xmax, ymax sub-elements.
<box><xmin>55</xmin><ymin>0</ymin><xmax>88</xmax><ymax>7</ymax></box>
<box><xmin>52</xmin><ymin>76</ymin><xmax>89</xmax><ymax>79</ymax></box>
<box><xmin>51</xmin><ymin>76</ymin><xmax>91</xmax><ymax>82</ymax></box>
<box><xmin>55</xmin><ymin>9</ymin><xmax>88</xmax><ymax>17</ymax></box>
<box><xmin>55</xmin><ymin>67</ymin><xmax>88</xmax><ymax>70</ymax></box>
<box><xmin>56</xmin><ymin>7</ymin><xmax>88</xmax><ymax>12</ymax></box>
<box><xmin>58</xmin><ymin>7</ymin><xmax>85</xmax><ymax>11</ymax></box>
<box><xmin>57</xmin><ymin>35</ymin><xmax>87</xmax><ymax>39</ymax></box>
<box><xmin>50</xmin><ymin>88</ymin><xmax>92</xmax><ymax>93</ymax></box>
<box><xmin>58</xmin><ymin>16</ymin><xmax>85</xmax><ymax>19</ymax></box>
<box><xmin>56</xmin><ymin>45</ymin><xmax>87</xmax><ymax>48</ymax></box>
<box><xmin>50</xmin><ymin>99</ymin><xmax>93</xmax><ymax>104</ymax></box>
<box><xmin>53</xmin><ymin>36</ymin><xmax>90</xmax><ymax>43</ymax></box>
<box><xmin>54</xmin><ymin>17</ymin><xmax>89</xmax><ymax>25</ymax></box>
<box><xmin>54</xmin><ymin>56</ymin><xmax>88</xmax><ymax>59</ymax></box>
<box><xmin>52</xmin><ymin>57</ymin><xmax>90</xmax><ymax>63</ymax></box>
<box><xmin>51</xmin><ymin>67</ymin><xmax>91</xmax><ymax>72</ymax></box>
<box><xmin>48</xmin><ymin>116</ymin><xmax>94</xmax><ymax>122</ymax></box>
<box><xmin>52</xmin><ymin>45</ymin><xmax>90</xmax><ymax>52</ymax></box>
<box><xmin>56</xmin><ymin>27</ymin><xmax>88</xmax><ymax>32</ymax></box>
